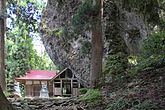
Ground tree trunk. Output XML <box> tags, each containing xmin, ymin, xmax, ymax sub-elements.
<box><xmin>0</xmin><ymin>0</ymin><xmax>6</xmax><ymax>90</ymax></box>
<box><xmin>90</xmin><ymin>0</ymin><xmax>103</xmax><ymax>88</ymax></box>
<box><xmin>0</xmin><ymin>87</ymin><xmax>15</xmax><ymax>110</ymax></box>
<box><xmin>0</xmin><ymin>1</ymin><xmax>16</xmax><ymax>109</ymax></box>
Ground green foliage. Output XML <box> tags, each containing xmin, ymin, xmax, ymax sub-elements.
<box><xmin>6</xmin><ymin>0</ymin><xmax>56</xmax><ymax>80</ymax></box>
<box><xmin>79</xmin><ymin>88</ymin><xmax>88</xmax><ymax>94</ymax></box>
<box><xmin>103</xmin><ymin>52</ymin><xmax>128</xmax><ymax>84</ymax></box>
<box><xmin>6</xmin><ymin>30</ymin><xmax>34</xmax><ymax>78</ymax></box>
<box><xmin>122</xmin><ymin>0</ymin><xmax>160</xmax><ymax>25</ymax></box>
<box><xmin>129</xmin><ymin>32</ymin><xmax>165</xmax><ymax>74</ymax></box>
<box><xmin>72</xmin><ymin>0</ymin><xmax>99</xmax><ymax>32</ymax></box>
<box><xmin>80</xmin><ymin>89</ymin><xmax>101</xmax><ymax>103</ymax></box>
<box><xmin>81</xmin><ymin>41</ymin><xmax>91</xmax><ymax>54</ymax></box>
<box><xmin>122</xmin><ymin>0</ymin><xmax>165</xmax><ymax>30</ymax></box>
<box><xmin>130</xmin><ymin>55</ymin><xmax>164</xmax><ymax>74</ymax></box>
<box><xmin>143</xmin><ymin>32</ymin><xmax>165</xmax><ymax>56</ymax></box>
<box><xmin>128</xmin><ymin>55</ymin><xmax>138</xmax><ymax>65</ymax></box>
<box><xmin>6</xmin><ymin>32</ymin><xmax>56</xmax><ymax>79</ymax></box>
<box><xmin>104</xmin><ymin>52</ymin><xmax>127</xmax><ymax>75</ymax></box>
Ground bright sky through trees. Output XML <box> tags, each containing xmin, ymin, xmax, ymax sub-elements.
<box><xmin>6</xmin><ymin>0</ymin><xmax>48</xmax><ymax>56</ymax></box>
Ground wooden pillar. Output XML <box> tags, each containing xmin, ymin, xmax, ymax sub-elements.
<box><xmin>53</xmin><ymin>81</ymin><xmax>55</xmax><ymax>96</ymax></box>
<box><xmin>60</xmin><ymin>79</ymin><xmax>62</xmax><ymax>96</ymax></box>
<box><xmin>25</xmin><ymin>84</ymin><xmax>27</xmax><ymax>97</ymax></box>
<box><xmin>71</xmin><ymin>79</ymin><xmax>73</xmax><ymax>96</ymax></box>
<box><xmin>40</xmin><ymin>80</ymin><xmax>41</xmax><ymax>96</ymax></box>
<box><xmin>32</xmin><ymin>81</ymin><xmax>34</xmax><ymax>97</ymax></box>
<box><xmin>78</xmin><ymin>82</ymin><xmax>80</xmax><ymax>96</ymax></box>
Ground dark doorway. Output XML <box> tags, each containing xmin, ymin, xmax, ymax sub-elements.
<box><xmin>62</xmin><ymin>80</ymin><xmax>71</xmax><ymax>95</ymax></box>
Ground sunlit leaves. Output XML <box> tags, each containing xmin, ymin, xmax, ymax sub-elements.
<box><xmin>6</xmin><ymin>0</ymin><xmax>55</xmax><ymax>80</ymax></box>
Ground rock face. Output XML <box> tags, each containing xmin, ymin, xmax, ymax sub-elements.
<box><xmin>40</xmin><ymin>0</ymin><xmax>148</xmax><ymax>86</ymax></box>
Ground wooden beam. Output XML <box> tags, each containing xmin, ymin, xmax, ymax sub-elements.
<box><xmin>55</xmin><ymin>78</ymin><xmax>78</xmax><ymax>80</ymax></box>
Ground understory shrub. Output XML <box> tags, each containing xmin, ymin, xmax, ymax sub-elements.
<box><xmin>143</xmin><ymin>32</ymin><xmax>165</xmax><ymax>56</ymax></box>
<box><xmin>129</xmin><ymin>32</ymin><xmax>165</xmax><ymax>74</ymax></box>
<box><xmin>104</xmin><ymin>52</ymin><xmax>128</xmax><ymax>83</ymax></box>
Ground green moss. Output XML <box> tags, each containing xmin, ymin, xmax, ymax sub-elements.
<box><xmin>47</xmin><ymin>28</ymin><xmax>64</xmax><ymax>37</ymax></box>
<box><xmin>104</xmin><ymin>52</ymin><xmax>127</xmax><ymax>75</ymax></box>
<box><xmin>79</xmin><ymin>88</ymin><xmax>88</xmax><ymax>94</ymax></box>
<box><xmin>80</xmin><ymin>89</ymin><xmax>101</xmax><ymax>103</ymax></box>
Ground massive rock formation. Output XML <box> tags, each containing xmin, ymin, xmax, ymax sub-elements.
<box><xmin>40</xmin><ymin>0</ymin><xmax>148</xmax><ymax>86</ymax></box>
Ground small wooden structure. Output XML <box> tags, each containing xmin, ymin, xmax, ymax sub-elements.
<box><xmin>16</xmin><ymin>69</ymin><xmax>81</xmax><ymax>97</ymax></box>
<box><xmin>16</xmin><ymin>70</ymin><xmax>55</xmax><ymax>97</ymax></box>
<box><xmin>52</xmin><ymin>68</ymin><xmax>80</xmax><ymax>97</ymax></box>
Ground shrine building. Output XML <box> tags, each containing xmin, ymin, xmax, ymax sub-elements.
<box><xmin>15</xmin><ymin>68</ymin><xmax>81</xmax><ymax>97</ymax></box>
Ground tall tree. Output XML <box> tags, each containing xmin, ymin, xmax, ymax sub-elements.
<box><xmin>0</xmin><ymin>87</ymin><xmax>15</xmax><ymax>110</ymax></box>
<box><xmin>0</xmin><ymin>0</ymin><xmax>6</xmax><ymax>91</ymax></box>
<box><xmin>90</xmin><ymin>0</ymin><xmax>103</xmax><ymax>88</ymax></box>
<box><xmin>72</xmin><ymin>0</ymin><xmax>103</xmax><ymax>87</ymax></box>
<box><xmin>0</xmin><ymin>0</ymin><xmax>15</xmax><ymax>110</ymax></box>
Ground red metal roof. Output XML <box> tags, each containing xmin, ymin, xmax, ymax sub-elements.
<box><xmin>15</xmin><ymin>70</ymin><xmax>57</xmax><ymax>81</ymax></box>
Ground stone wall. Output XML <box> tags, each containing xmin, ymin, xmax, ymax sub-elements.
<box><xmin>10</xmin><ymin>98</ymin><xmax>81</xmax><ymax>110</ymax></box>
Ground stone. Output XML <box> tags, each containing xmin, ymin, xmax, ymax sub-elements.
<box><xmin>10</xmin><ymin>97</ymin><xmax>80</xmax><ymax>110</ymax></box>
<box><xmin>12</xmin><ymin>102</ymin><xmax>21</xmax><ymax>107</ymax></box>
<box><xmin>13</xmin><ymin>82</ymin><xmax>21</xmax><ymax>97</ymax></box>
<box><xmin>29</xmin><ymin>105</ymin><xmax>40</xmax><ymax>109</ymax></box>
<box><xmin>40</xmin><ymin>83</ymin><xmax>49</xmax><ymax>98</ymax></box>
